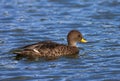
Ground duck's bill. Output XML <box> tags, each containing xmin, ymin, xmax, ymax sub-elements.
<box><xmin>80</xmin><ymin>38</ymin><xmax>87</xmax><ymax>43</ymax></box>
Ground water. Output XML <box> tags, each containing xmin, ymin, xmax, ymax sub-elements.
<box><xmin>0</xmin><ymin>0</ymin><xmax>120</xmax><ymax>81</ymax></box>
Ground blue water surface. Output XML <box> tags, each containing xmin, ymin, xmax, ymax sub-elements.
<box><xmin>0</xmin><ymin>0</ymin><xmax>120</xmax><ymax>81</ymax></box>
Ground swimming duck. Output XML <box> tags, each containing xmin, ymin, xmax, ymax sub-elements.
<box><xmin>13</xmin><ymin>30</ymin><xmax>87</xmax><ymax>59</ymax></box>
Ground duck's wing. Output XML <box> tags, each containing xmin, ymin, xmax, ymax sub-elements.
<box><xmin>22</xmin><ymin>41</ymin><xmax>59</xmax><ymax>49</ymax></box>
<box><xmin>13</xmin><ymin>41</ymin><xmax>63</xmax><ymax>54</ymax></box>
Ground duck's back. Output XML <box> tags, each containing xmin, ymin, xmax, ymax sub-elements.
<box><xmin>14</xmin><ymin>41</ymin><xmax>79</xmax><ymax>58</ymax></box>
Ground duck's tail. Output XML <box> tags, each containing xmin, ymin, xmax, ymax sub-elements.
<box><xmin>12</xmin><ymin>49</ymin><xmax>23</xmax><ymax>55</ymax></box>
<box><xmin>13</xmin><ymin>51</ymin><xmax>22</xmax><ymax>54</ymax></box>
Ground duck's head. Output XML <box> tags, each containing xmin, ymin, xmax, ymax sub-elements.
<box><xmin>67</xmin><ymin>30</ymin><xmax>87</xmax><ymax>46</ymax></box>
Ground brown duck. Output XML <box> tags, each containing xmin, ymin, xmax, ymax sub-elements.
<box><xmin>14</xmin><ymin>30</ymin><xmax>87</xmax><ymax>59</ymax></box>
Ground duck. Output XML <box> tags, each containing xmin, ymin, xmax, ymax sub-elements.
<box><xmin>13</xmin><ymin>30</ymin><xmax>87</xmax><ymax>60</ymax></box>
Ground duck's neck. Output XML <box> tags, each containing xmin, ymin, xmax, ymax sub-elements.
<box><xmin>68</xmin><ymin>41</ymin><xmax>77</xmax><ymax>47</ymax></box>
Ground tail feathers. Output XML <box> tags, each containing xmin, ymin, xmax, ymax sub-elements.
<box><xmin>13</xmin><ymin>49</ymin><xmax>34</xmax><ymax>55</ymax></box>
<box><xmin>12</xmin><ymin>49</ymin><xmax>40</xmax><ymax>57</ymax></box>
<box><xmin>12</xmin><ymin>49</ymin><xmax>23</xmax><ymax>54</ymax></box>
<box><xmin>13</xmin><ymin>51</ymin><xmax>22</xmax><ymax>54</ymax></box>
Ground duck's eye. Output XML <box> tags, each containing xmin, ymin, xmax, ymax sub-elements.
<box><xmin>78</xmin><ymin>35</ymin><xmax>81</xmax><ymax>37</ymax></box>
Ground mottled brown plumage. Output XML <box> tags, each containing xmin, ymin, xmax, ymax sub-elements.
<box><xmin>13</xmin><ymin>30</ymin><xmax>87</xmax><ymax>59</ymax></box>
